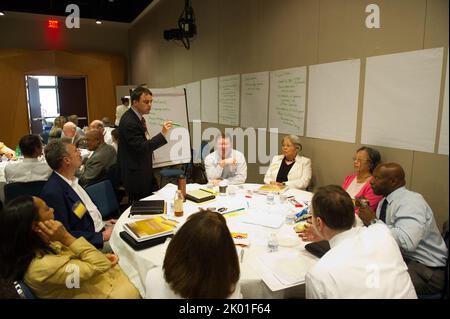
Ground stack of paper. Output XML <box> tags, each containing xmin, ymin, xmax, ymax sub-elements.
<box><xmin>124</xmin><ymin>216</ymin><xmax>178</xmax><ymax>242</ymax></box>
<box><xmin>258</xmin><ymin>251</ymin><xmax>309</xmax><ymax>286</ymax></box>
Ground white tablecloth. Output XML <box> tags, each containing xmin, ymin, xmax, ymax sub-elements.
<box><xmin>110</xmin><ymin>183</ymin><xmax>319</xmax><ymax>299</ymax></box>
<box><xmin>0</xmin><ymin>161</ymin><xmax>9</xmax><ymax>202</ymax></box>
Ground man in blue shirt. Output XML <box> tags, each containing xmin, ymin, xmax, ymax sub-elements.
<box><xmin>359</xmin><ymin>162</ymin><xmax>448</xmax><ymax>295</ymax></box>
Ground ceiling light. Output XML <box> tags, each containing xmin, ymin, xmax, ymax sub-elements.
<box><xmin>95</xmin><ymin>19</ymin><xmax>102</xmax><ymax>25</ymax></box>
<box><xmin>0</xmin><ymin>11</ymin><xmax>5</xmax><ymax>16</ymax></box>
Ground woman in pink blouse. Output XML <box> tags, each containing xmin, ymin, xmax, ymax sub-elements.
<box><xmin>342</xmin><ymin>146</ymin><xmax>383</xmax><ymax>214</ymax></box>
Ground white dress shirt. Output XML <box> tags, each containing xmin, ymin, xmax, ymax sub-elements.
<box><xmin>306</xmin><ymin>224</ymin><xmax>417</xmax><ymax>299</ymax></box>
<box><xmin>263</xmin><ymin>154</ymin><xmax>312</xmax><ymax>190</ymax></box>
<box><xmin>144</xmin><ymin>267</ymin><xmax>242</xmax><ymax>299</ymax></box>
<box><xmin>204</xmin><ymin>149</ymin><xmax>247</xmax><ymax>185</ymax></box>
<box><xmin>4</xmin><ymin>158</ymin><xmax>52</xmax><ymax>183</ymax></box>
<box><xmin>103</xmin><ymin>127</ymin><xmax>114</xmax><ymax>146</ymax></box>
<box><xmin>55</xmin><ymin>172</ymin><xmax>104</xmax><ymax>232</ymax></box>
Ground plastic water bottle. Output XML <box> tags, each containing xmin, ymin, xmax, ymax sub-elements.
<box><xmin>15</xmin><ymin>145</ymin><xmax>22</xmax><ymax>158</ymax></box>
<box><xmin>267</xmin><ymin>233</ymin><xmax>279</xmax><ymax>252</ymax></box>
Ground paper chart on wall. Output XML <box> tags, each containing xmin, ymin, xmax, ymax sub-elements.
<box><xmin>438</xmin><ymin>50</ymin><xmax>449</xmax><ymax>155</ymax></box>
<box><xmin>361</xmin><ymin>47</ymin><xmax>443</xmax><ymax>153</ymax></box>
<box><xmin>268</xmin><ymin>67</ymin><xmax>307</xmax><ymax>135</ymax></box>
<box><xmin>306</xmin><ymin>59</ymin><xmax>360</xmax><ymax>143</ymax></box>
<box><xmin>201</xmin><ymin>77</ymin><xmax>219</xmax><ymax>123</ymax></box>
<box><xmin>219</xmin><ymin>74</ymin><xmax>240</xmax><ymax>126</ymax></box>
<box><xmin>186</xmin><ymin>81</ymin><xmax>201</xmax><ymax>122</ymax></box>
<box><xmin>240</xmin><ymin>71</ymin><xmax>269</xmax><ymax>128</ymax></box>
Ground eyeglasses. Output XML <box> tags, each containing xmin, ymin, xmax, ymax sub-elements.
<box><xmin>352</xmin><ymin>157</ymin><xmax>370</xmax><ymax>163</ymax></box>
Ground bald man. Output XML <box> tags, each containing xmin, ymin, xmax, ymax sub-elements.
<box><xmin>359</xmin><ymin>162</ymin><xmax>447</xmax><ymax>296</ymax></box>
<box><xmin>76</xmin><ymin>129</ymin><xmax>116</xmax><ymax>187</ymax></box>
<box><xmin>89</xmin><ymin>119</ymin><xmax>113</xmax><ymax>146</ymax></box>
<box><xmin>62</xmin><ymin>122</ymin><xmax>83</xmax><ymax>147</ymax></box>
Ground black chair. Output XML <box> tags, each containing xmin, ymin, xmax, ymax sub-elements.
<box><xmin>13</xmin><ymin>280</ymin><xmax>37</xmax><ymax>299</ymax></box>
<box><xmin>85</xmin><ymin>179</ymin><xmax>120</xmax><ymax>219</ymax></box>
<box><xmin>4</xmin><ymin>180</ymin><xmax>47</xmax><ymax>203</ymax></box>
<box><xmin>417</xmin><ymin>220</ymin><xmax>449</xmax><ymax>299</ymax></box>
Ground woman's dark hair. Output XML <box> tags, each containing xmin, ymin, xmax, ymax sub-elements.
<box><xmin>312</xmin><ymin>185</ymin><xmax>355</xmax><ymax>231</ymax></box>
<box><xmin>0</xmin><ymin>196</ymin><xmax>47</xmax><ymax>281</ymax></box>
<box><xmin>357</xmin><ymin>146</ymin><xmax>381</xmax><ymax>173</ymax></box>
<box><xmin>163</xmin><ymin>209</ymin><xmax>240</xmax><ymax>298</ymax></box>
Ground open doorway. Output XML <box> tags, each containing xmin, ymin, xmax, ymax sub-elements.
<box><xmin>25</xmin><ymin>75</ymin><xmax>89</xmax><ymax>136</ymax></box>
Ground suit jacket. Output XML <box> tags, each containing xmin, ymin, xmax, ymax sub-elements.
<box><xmin>40</xmin><ymin>172</ymin><xmax>103</xmax><ymax>248</ymax></box>
<box><xmin>77</xmin><ymin>143</ymin><xmax>117</xmax><ymax>187</ymax></box>
<box><xmin>117</xmin><ymin>108</ymin><xmax>167</xmax><ymax>195</ymax></box>
<box><xmin>24</xmin><ymin>237</ymin><xmax>141</xmax><ymax>299</ymax></box>
<box><xmin>263</xmin><ymin>154</ymin><xmax>312</xmax><ymax>190</ymax></box>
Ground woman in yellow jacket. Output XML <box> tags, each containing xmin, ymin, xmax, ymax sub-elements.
<box><xmin>0</xmin><ymin>196</ymin><xmax>140</xmax><ymax>299</ymax></box>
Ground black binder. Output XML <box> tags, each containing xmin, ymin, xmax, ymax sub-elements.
<box><xmin>304</xmin><ymin>240</ymin><xmax>331</xmax><ymax>258</ymax></box>
<box><xmin>119</xmin><ymin>231</ymin><xmax>172</xmax><ymax>251</ymax></box>
<box><xmin>129</xmin><ymin>200</ymin><xmax>166</xmax><ymax>216</ymax></box>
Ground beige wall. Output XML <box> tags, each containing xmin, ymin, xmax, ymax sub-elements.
<box><xmin>130</xmin><ymin>0</ymin><xmax>449</xmax><ymax>228</ymax></box>
<box><xmin>0</xmin><ymin>50</ymin><xmax>126</xmax><ymax>153</ymax></box>
<box><xmin>0</xmin><ymin>12</ymin><xmax>128</xmax><ymax>157</ymax></box>
<box><xmin>0</xmin><ymin>12</ymin><xmax>129</xmax><ymax>58</ymax></box>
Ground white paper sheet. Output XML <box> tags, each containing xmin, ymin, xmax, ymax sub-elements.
<box><xmin>201</xmin><ymin>77</ymin><xmax>219</xmax><ymax>123</ymax></box>
<box><xmin>241</xmin><ymin>71</ymin><xmax>269</xmax><ymax>128</ymax></box>
<box><xmin>242</xmin><ymin>213</ymin><xmax>284</xmax><ymax>229</ymax></box>
<box><xmin>219</xmin><ymin>74</ymin><xmax>240</xmax><ymax>126</ymax></box>
<box><xmin>307</xmin><ymin>59</ymin><xmax>360</xmax><ymax>143</ymax></box>
<box><xmin>438</xmin><ymin>50</ymin><xmax>449</xmax><ymax>155</ymax></box>
<box><xmin>361</xmin><ymin>48</ymin><xmax>444</xmax><ymax>153</ymax></box>
<box><xmin>268</xmin><ymin>67</ymin><xmax>307</xmax><ymax>135</ymax></box>
<box><xmin>258</xmin><ymin>250</ymin><xmax>309</xmax><ymax>286</ymax></box>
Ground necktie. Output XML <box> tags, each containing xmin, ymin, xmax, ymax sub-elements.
<box><xmin>141</xmin><ymin>117</ymin><xmax>150</xmax><ymax>140</ymax></box>
<box><xmin>379</xmin><ymin>198</ymin><xmax>388</xmax><ymax>223</ymax></box>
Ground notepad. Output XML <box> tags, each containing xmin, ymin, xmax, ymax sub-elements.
<box><xmin>129</xmin><ymin>200</ymin><xmax>166</xmax><ymax>216</ymax></box>
<box><xmin>123</xmin><ymin>216</ymin><xmax>177</xmax><ymax>242</ymax></box>
<box><xmin>255</xmin><ymin>184</ymin><xmax>287</xmax><ymax>194</ymax></box>
<box><xmin>185</xmin><ymin>189</ymin><xmax>216</xmax><ymax>203</ymax></box>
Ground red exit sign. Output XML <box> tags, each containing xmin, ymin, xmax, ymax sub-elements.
<box><xmin>48</xmin><ymin>19</ymin><xmax>59</xmax><ymax>29</ymax></box>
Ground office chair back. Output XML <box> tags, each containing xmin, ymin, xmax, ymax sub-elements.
<box><xmin>84</xmin><ymin>180</ymin><xmax>120</xmax><ymax>219</ymax></box>
<box><xmin>13</xmin><ymin>280</ymin><xmax>37</xmax><ymax>299</ymax></box>
<box><xmin>4</xmin><ymin>180</ymin><xmax>47</xmax><ymax>204</ymax></box>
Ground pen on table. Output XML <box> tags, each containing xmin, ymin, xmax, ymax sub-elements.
<box><xmin>240</xmin><ymin>249</ymin><xmax>245</xmax><ymax>263</ymax></box>
<box><xmin>200</xmin><ymin>188</ymin><xmax>215</xmax><ymax>194</ymax></box>
<box><xmin>222</xmin><ymin>207</ymin><xmax>245</xmax><ymax>215</ymax></box>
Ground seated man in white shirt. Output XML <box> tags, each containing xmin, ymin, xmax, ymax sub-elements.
<box><xmin>305</xmin><ymin>185</ymin><xmax>417</xmax><ymax>299</ymax></box>
<box><xmin>204</xmin><ymin>133</ymin><xmax>247</xmax><ymax>186</ymax></box>
<box><xmin>40</xmin><ymin>139</ymin><xmax>115</xmax><ymax>252</ymax></box>
<box><xmin>5</xmin><ymin>134</ymin><xmax>52</xmax><ymax>183</ymax></box>
<box><xmin>89</xmin><ymin>119</ymin><xmax>113</xmax><ymax>147</ymax></box>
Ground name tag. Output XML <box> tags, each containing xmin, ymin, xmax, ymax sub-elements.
<box><xmin>72</xmin><ymin>201</ymin><xmax>87</xmax><ymax>219</ymax></box>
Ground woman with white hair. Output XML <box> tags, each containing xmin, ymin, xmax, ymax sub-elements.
<box><xmin>263</xmin><ymin>135</ymin><xmax>312</xmax><ymax>190</ymax></box>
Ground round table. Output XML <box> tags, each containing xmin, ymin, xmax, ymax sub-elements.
<box><xmin>110</xmin><ymin>183</ymin><xmax>318</xmax><ymax>299</ymax></box>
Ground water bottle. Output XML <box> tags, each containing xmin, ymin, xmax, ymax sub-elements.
<box><xmin>177</xmin><ymin>175</ymin><xmax>186</xmax><ymax>202</ymax></box>
<box><xmin>15</xmin><ymin>145</ymin><xmax>22</xmax><ymax>158</ymax></box>
<box><xmin>267</xmin><ymin>233</ymin><xmax>279</xmax><ymax>252</ymax></box>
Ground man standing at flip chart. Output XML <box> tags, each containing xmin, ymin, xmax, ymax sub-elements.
<box><xmin>118</xmin><ymin>86</ymin><xmax>172</xmax><ymax>202</ymax></box>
